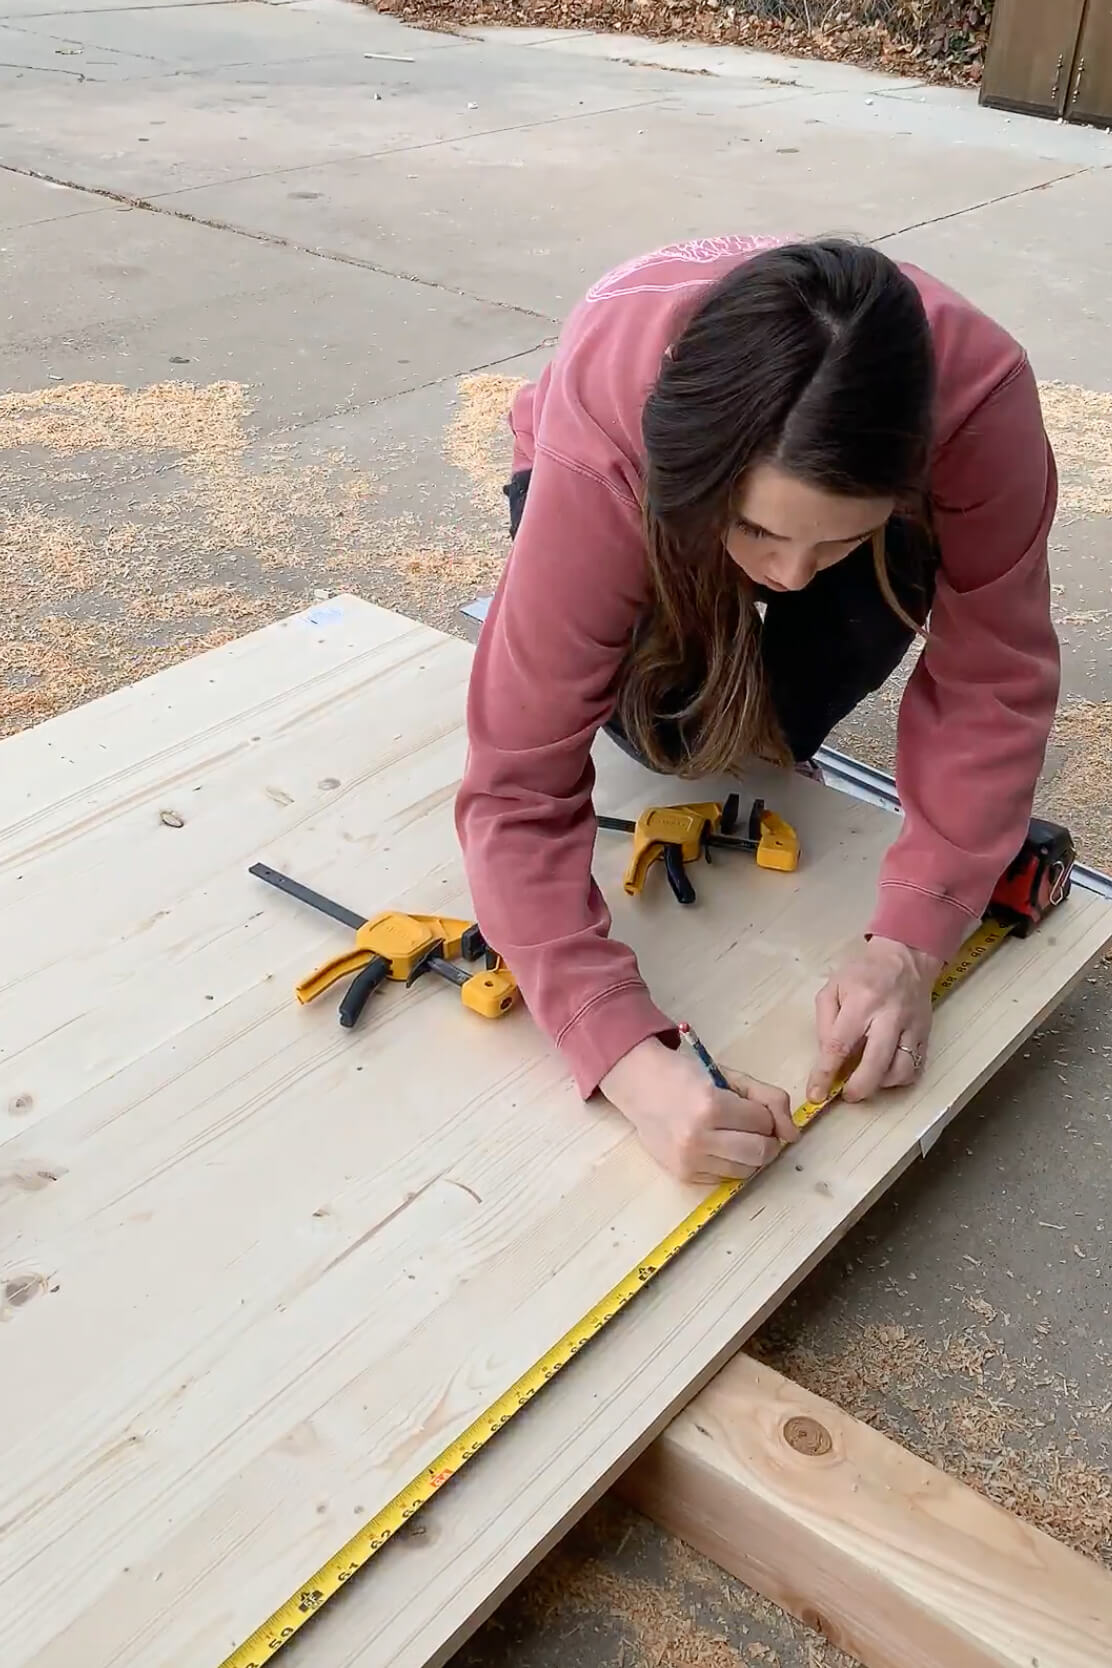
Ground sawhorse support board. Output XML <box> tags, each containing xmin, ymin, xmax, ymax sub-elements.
<box><xmin>620</xmin><ymin>1353</ymin><xmax>1112</xmax><ymax>1668</ymax></box>
<box><xmin>3</xmin><ymin>596</ymin><xmax>1110</xmax><ymax>1668</ymax></box>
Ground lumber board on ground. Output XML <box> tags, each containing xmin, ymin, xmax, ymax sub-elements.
<box><xmin>2</xmin><ymin>596</ymin><xmax>1110</xmax><ymax>1668</ymax></box>
<box><xmin>619</xmin><ymin>1352</ymin><xmax>1112</xmax><ymax>1668</ymax></box>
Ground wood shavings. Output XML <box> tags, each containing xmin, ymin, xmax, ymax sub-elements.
<box><xmin>456</xmin><ymin>1488</ymin><xmax>858</xmax><ymax>1666</ymax></box>
<box><xmin>1043</xmin><ymin>701</ymin><xmax>1112</xmax><ymax>875</ymax></box>
<box><xmin>467</xmin><ymin>1496</ymin><xmax>855</xmax><ymax>1668</ymax></box>
<box><xmin>0</xmin><ymin>616</ymin><xmax>120</xmax><ymax>732</ymax></box>
<box><xmin>0</xmin><ymin>379</ymin><xmax>247</xmax><ymax>461</ymax></box>
<box><xmin>0</xmin><ymin>507</ymin><xmax>101</xmax><ymax>607</ymax></box>
<box><xmin>366</xmin><ymin>372</ymin><xmax>521</xmax><ymax>609</ymax></box>
<box><xmin>0</xmin><ymin>372</ymin><xmax>521</xmax><ymax>738</ymax></box>
<box><xmin>504</xmin><ymin>1538</ymin><xmax>749</xmax><ymax>1665</ymax></box>
<box><xmin>1039</xmin><ymin>382</ymin><xmax>1112</xmax><ymax>525</ymax></box>
<box><xmin>445</xmin><ymin>372</ymin><xmax>523</xmax><ymax>511</ymax></box>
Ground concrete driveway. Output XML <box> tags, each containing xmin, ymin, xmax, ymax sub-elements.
<box><xmin>2</xmin><ymin>5</ymin><xmax>1110</xmax><ymax>1664</ymax></box>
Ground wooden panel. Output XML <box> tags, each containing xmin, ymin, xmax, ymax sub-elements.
<box><xmin>619</xmin><ymin>1354</ymin><xmax>1112</xmax><ymax>1668</ymax></box>
<box><xmin>3</xmin><ymin>596</ymin><xmax>1110</xmax><ymax>1668</ymax></box>
<box><xmin>296</xmin><ymin>855</ymin><xmax>1112</xmax><ymax>1668</ymax></box>
<box><xmin>980</xmin><ymin>0</ymin><xmax>1086</xmax><ymax>117</ymax></box>
<box><xmin>1069</xmin><ymin>2</ymin><xmax>1112</xmax><ymax>127</ymax></box>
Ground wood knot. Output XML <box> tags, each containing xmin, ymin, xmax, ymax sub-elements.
<box><xmin>782</xmin><ymin>1415</ymin><xmax>832</xmax><ymax>1457</ymax></box>
<box><xmin>3</xmin><ymin>1272</ymin><xmax>50</xmax><ymax>1309</ymax></box>
<box><xmin>4</xmin><ymin>1169</ymin><xmax>60</xmax><ymax>1193</ymax></box>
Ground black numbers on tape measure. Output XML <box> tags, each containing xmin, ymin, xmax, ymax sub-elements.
<box><xmin>336</xmin><ymin>1562</ymin><xmax>361</xmax><ymax>1582</ymax></box>
<box><xmin>296</xmin><ymin>1591</ymin><xmax>325</xmax><ymax>1615</ymax></box>
<box><xmin>636</xmin><ymin>1265</ymin><xmax>655</xmax><ymax>1282</ymax></box>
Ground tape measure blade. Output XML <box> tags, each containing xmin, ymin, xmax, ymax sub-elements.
<box><xmin>220</xmin><ymin>918</ymin><xmax>1015</xmax><ymax>1668</ymax></box>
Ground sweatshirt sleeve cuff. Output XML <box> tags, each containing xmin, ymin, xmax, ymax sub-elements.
<box><xmin>867</xmin><ymin>882</ymin><xmax>981</xmax><ymax>964</ymax></box>
<box><xmin>557</xmin><ymin>981</ymin><xmax>678</xmax><ymax>1100</ymax></box>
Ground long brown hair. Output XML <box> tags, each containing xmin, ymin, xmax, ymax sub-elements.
<box><xmin>622</xmin><ymin>239</ymin><xmax>935</xmax><ymax>774</ymax></box>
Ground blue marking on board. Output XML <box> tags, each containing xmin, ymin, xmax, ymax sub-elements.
<box><xmin>305</xmin><ymin>603</ymin><xmax>344</xmax><ymax>627</ymax></box>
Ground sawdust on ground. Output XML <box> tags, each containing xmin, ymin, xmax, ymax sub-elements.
<box><xmin>1040</xmin><ymin>382</ymin><xmax>1112</xmax><ymax>524</ymax></box>
<box><xmin>0</xmin><ymin>378</ymin><xmax>248</xmax><ymax>460</ymax></box>
<box><xmin>0</xmin><ymin>372</ymin><xmax>519</xmax><ymax>736</ymax></box>
<box><xmin>461</xmin><ymin>1494</ymin><xmax>854</xmax><ymax>1668</ymax></box>
<box><xmin>445</xmin><ymin>371</ymin><xmax>521</xmax><ymax>509</ymax></box>
<box><xmin>396</xmin><ymin>371</ymin><xmax>525</xmax><ymax>599</ymax></box>
<box><xmin>1043</xmin><ymin>701</ymin><xmax>1112</xmax><ymax>875</ymax></box>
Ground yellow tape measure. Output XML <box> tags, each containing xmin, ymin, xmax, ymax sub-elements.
<box><xmin>221</xmin><ymin>917</ymin><xmax>1012</xmax><ymax>1668</ymax></box>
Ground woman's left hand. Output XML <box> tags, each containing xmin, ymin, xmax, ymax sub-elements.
<box><xmin>806</xmin><ymin>936</ymin><xmax>943</xmax><ymax>1105</ymax></box>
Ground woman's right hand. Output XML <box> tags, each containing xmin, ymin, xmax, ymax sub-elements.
<box><xmin>600</xmin><ymin>1037</ymin><xmax>798</xmax><ymax>1184</ymax></box>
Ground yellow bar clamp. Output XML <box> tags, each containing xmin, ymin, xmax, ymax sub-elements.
<box><xmin>622</xmin><ymin>802</ymin><xmax>725</xmax><ymax>897</ymax></box>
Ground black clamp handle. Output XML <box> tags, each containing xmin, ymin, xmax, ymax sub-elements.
<box><xmin>663</xmin><ymin>840</ymin><xmax>697</xmax><ymax>906</ymax></box>
<box><xmin>338</xmin><ymin>954</ymin><xmax>391</xmax><ymax>1029</ymax></box>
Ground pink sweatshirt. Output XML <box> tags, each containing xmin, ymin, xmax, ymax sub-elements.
<box><xmin>456</xmin><ymin>236</ymin><xmax>1060</xmax><ymax>1098</ymax></box>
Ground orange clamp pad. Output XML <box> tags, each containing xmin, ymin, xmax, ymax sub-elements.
<box><xmin>754</xmin><ymin>809</ymin><xmax>801</xmax><ymax>873</ymax></box>
<box><xmin>459</xmin><ymin>962</ymin><xmax>519</xmax><ymax>1019</ymax></box>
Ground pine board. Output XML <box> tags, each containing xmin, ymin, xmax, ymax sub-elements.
<box><xmin>621</xmin><ymin>1354</ymin><xmax>1112</xmax><ymax>1668</ymax></box>
<box><xmin>2</xmin><ymin>595</ymin><xmax>1109</xmax><ymax>1668</ymax></box>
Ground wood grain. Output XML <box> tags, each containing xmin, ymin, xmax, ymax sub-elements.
<box><xmin>2</xmin><ymin>596</ymin><xmax>1109</xmax><ymax>1668</ymax></box>
<box><xmin>619</xmin><ymin>1353</ymin><xmax>1112</xmax><ymax>1668</ymax></box>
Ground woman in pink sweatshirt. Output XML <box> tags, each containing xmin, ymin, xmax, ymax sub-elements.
<box><xmin>456</xmin><ymin>236</ymin><xmax>1059</xmax><ymax>1185</ymax></box>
